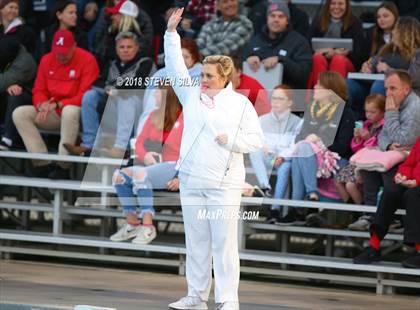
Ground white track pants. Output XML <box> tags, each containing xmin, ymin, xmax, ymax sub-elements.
<box><xmin>179</xmin><ymin>182</ymin><xmax>242</xmax><ymax>303</ymax></box>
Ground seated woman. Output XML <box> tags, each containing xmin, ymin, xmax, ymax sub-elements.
<box><xmin>110</xmin><ymin>84</ymin><xmax>183</xmax><ymax>244</ymax></box>
<box><xmin>307</xmin><ymin>0</ymin><xmax>366</xmax><ymax>88</ymax></box>
<box><xmin>42</xmin><ymin>0</ymin><xmax>88</xmax><ymax>55</ymax></box>
<box><xmin>0</xmin><ymin>0</ymin><xmax>36</xmax><ymax>54</ymax></box>
<box><xmin>278</xmin><ymin>71</ymin><xmax>355</xmax><ymax>225</ymax></box>
<box><xmin>347</xmin><ymin>16</ymin><xmax>419</xmax><ymax>120</ymax></box>
<box><xmin>335</xmin><ymin>94</ymin><xmax>385</xmax><ymax>207</ymax></box>
<box><xmin>247</xmin><ymin>85</ymin><xmax>302</xmax><ymax>223</ymax></box>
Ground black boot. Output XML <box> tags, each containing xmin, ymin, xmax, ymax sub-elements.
<box><xmin>48</xmin><ymin>165</ymin><xmax>70</xmax><ymax>180</ymax></box>
<box><xmin>266</xmin><ymin>209</ymin><xmax>280</xmax><ymax>224</ymax></box>
<box><xmin>26</xmin><ymin>164</ymin><xmax>52</xmax><ymax>178</ymax></box>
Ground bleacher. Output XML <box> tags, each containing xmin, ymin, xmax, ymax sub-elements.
<box><xmin>1</xmin><ymin>151</ymin><xmax>419</xmax><ymax>296</ymax></box>
<box><xmin>1</xmin><ymin>0</ymin><xmax>419</xmax><ymax>302</ymax></box>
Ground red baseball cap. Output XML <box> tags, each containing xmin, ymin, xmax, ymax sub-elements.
<box><xmin>52</xmin><ymin>29</ymin><xmax>76</xmax><ymax>55</ymax></box>
<box><xmin>106</xmin><ymin>0</ymin><xmax>125</xmax><ymax>15</ymax></box>
<box><xmin>106</xmin><ymin>0</ymin><xmax>139</xmax><ymax>17</ymax></box>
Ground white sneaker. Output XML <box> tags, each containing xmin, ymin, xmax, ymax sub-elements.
<box><xmin>216</xmin><ymin>301</ymin><xmax>240</xmax><ymax>310</ymax></box>
<box><xmin>348</xmin><ymin>215</ymin><xmax>372</xmax><ymax>231</ymax></box>
<box><xmin>168</xmin><ymin>296</ymin><xmax>207</xmax><ymax>309</ymax></box>
<box><xmin>132</xmin><ymin>226</ymin><xmax>157</xmax><ymax>244</ymax></box>
<box><xmin>109</xmin><ymin>223</ymin><xmax>142</xmax><ymax>241</ymax></box>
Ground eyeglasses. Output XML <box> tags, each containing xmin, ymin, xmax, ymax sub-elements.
<box><xmin>271</xmin><ymin>96</ymin><xmax>289</xmax><ymax>101</ymax></box>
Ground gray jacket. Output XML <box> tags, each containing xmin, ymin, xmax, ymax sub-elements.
<box><xmin>0</xmin><ymin>46</ymin><xmax>37</xmax><ymax>93</ymax></box>
<box><xmin>196</xmin><ymin>14</ymin><xmax>253</xmax><ymax>57</ymax></box>
<box><xmin>259</xmin><ymin>111</ymin><xmax>303</xmax><ymax>157</ymax></box>
<box><xmin>379</xmin><ymin>92</ymin><xmax>420</xmax><ymax>151</ymax></box>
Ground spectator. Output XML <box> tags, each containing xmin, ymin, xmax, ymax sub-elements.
<box><xmin>196</xmin><ymin>0</ymin><xmax>253</xmax><ymax>58</ymax></box>
<box><xmin>347</xmin><ymin>17</ymin><xmax>419</xmax><ymax>120</ymax></box>
<box><xmin>79</xmin><ymin>1</ymin><xmax>99</xmax><ymax>50</ymax></box>
<box><xmin>0</xmin><ymin>0</ymin><xmax>36</xmax><ymax>53</ymax></box>
<box><xmin>353</xmin><ymin>135</ymin><xmax>420</xmax><ymax>268</ymax></box>
<box><xmin>248</xmin><ymin>85</ymin><xmax>302</xmax><ymax>223</ymax></box>
<box><xmin>12</xmin><ymin>29</ymin><xmax>99</xmax><ymax>179</ymax></box>
<box><xmin>177</xmin><ymin>0</ymin><xmax>217</xmax><ymax>39</ymax></box>
<box><xmin>244</xmin><ymin>1</ymin><xmax>312</xmax><ymax>89</ymax></box>
<box><xmin>42</xmin><ymin>0</ymin><xmax>89</xmax><ymax>55</ymax></box>
<box><xmin>307</xmin><ymin>0</ymin><xmax>367</xmax><ymax>88</ymax></box>
<box><xmin>93</xmin><ymin>0</ymin><xmax>153</xmax><ymax>70</ymax></box>
<box><xmin>335</xmin><ymin>94</ymin><xmax>385</xmax><ymax>205</ymax></box>
<box><xmin>246</xmin><ymin>0</ymin><xmax>309</xmax><ymax>38</ymax></box>
<box><xmin>110</xmin><ymin>84</ymin><xmax>183</xmax><ymax>245</ymax></box>
<box><xmin>64</xmin><ymin>31</ymin><xmax>154</xmax><ymax>158</ymax></box>
<box><xmin>138</xmin><ymin>38</ymin><xmax>202</xmax><ymax>134</ymax></box>
<box><xmin>231</xmin><ymin>57</ymin><xmax>270</xmax><ymax>116</ymax></box>
<box><xmin>0</xmin><ymin>37</ymin><xmax>37</xmax><ymax>151</ymax></box>
<box><xmin>278</xmin><ymin>71</ymin><xmax>355</xmax><ymax>225</ymax></box>
<box><xmin>360</xmin><ymin>71</ymin><xmax>420</xmax><ymax>207</ymax></box>
<box><xmin>366</xmin><ymin>2</ymin><xmax>399</xmax><ymax>58</ymax></box>
<box><xmin>408</xmin><ymin>49</ymin><xmax>420</xmax><ymax>97</ymax></box>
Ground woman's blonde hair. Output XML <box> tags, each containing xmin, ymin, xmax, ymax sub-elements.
<box><xmin>379</xmin><ymin>16</ymin><xmax>420</xmax><ymax>61</ymax></box>
<box><xmin>110</xmin><ymin>14</ymin><xmax>141</xmax><ymax>35</ymax></box>
<box><xmin>119</xmin><ymin>15</ymin><xmax>141</xmax><ymax>34</ymax></box>
<box><xmin>203</xmin><ymin>55</ymin><xmax>234</xmax><ymax>85</ymax></box>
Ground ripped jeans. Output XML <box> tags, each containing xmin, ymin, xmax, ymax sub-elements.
<box><xmin>112</xmin><ymin>161</ymin><xmax>177</xmax><ymax>218</ymax></box>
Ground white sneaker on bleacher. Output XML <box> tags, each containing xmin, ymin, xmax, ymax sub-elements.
<box><xmin>109</xmin><ymin>223</ymin><xmax>142</xmax><ymax>241</ymax></box>
<box><xmin>132</xmin><ymin>226</ymin><xmax>156</xmax><ymax>244</ymax></box>
<box><xmin>168</xmin><ymin>296</ymin><xmax>207</xmax><ymax>309</ymax></box>
<box><xmin>348</xmin><ymin>215</ymin><xmax>372</xmax><ymax>231</ymax></box>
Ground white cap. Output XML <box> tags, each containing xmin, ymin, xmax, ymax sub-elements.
<box><xmin>119</xmin><ymin>0</ymin><xmax>139</xmax><ymax>18</ymax></box>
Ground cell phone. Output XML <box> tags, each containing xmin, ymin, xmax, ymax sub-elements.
<box><xmin>153</xmin><ymin>154</ymin><xmax>162</xmax><ymax>163</ymax></box>
<box><xmin>354</xmin><ymin>121</ymin><xmax>363</xmax><ymax>129</ymax></box>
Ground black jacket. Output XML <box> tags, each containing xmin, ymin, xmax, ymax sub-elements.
<box><xmin>0</xmin><ymin>24</ymin><xmax>36</xmax><ymax>54</ymax></box>
<box><xmin>309</xmin><ymin>15</ymin><xmax>368</xmax><ymax>70</ymax></box>
<box><xmin>297</xmin><ymin>103</ymin><xmax>355</xmax><ymax>159</ymax></box>
<box><xmin>244</xmin><ymin>26</ymin><xmax>312</xmax><ymax>89</ymax></box>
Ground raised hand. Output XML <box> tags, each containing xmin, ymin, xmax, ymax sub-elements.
<box><xmin>167</xmin><ymin>7</ymin><xmax>184</xmax><ymax>32</ymax></box>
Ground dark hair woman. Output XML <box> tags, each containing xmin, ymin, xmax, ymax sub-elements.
<box><xmin>307</xmin><ymin>0</ymin><xmax>367</xmax><ymax>88</ymax></box>
<box><xmin>42</xmin><ymin>0</ymin><xmax>89</xmax><ymax>55</ymax></box>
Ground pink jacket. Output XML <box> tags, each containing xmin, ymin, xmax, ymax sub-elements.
<box><xmin>351</xmin><ymin>119</ymin><xmax>384</xmax><ymax>153</ymax></box>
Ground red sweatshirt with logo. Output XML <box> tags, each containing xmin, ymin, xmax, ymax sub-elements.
<box><xmin>32</xmin><ymin>47</ymin><xmax>99</xmax><ymax>115</ymax></box>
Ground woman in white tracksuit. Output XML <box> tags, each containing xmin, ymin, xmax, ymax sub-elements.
<box><xmin>166</xmin><ymin>9</ymin><xmax>264</xmax><ymax>310</ymax></box>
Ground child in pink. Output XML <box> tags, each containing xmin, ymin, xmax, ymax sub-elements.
<box><xmin>335</xmin><ymin>94</ymin><xmax>385</xmax><ymax>204</ymax></box>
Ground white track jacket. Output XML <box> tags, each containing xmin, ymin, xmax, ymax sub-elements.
<box><xmin>164</xmin><ymin>31</ymin><xmax>264</xmax><ymax>188</ymax></box>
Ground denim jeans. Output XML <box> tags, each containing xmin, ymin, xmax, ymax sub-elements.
<box><xmin>291</xmin><ymin>142</ymin><xmax>318</xmax><ymax>201</ymax></box>
<box><xmin>81</xmin><ymin>88</ymin><xmax>138</xmax><ymax>149</ymax></box>
<box><xmin>81</xmin><ymin>88</ymin><xmax>103</xmax><ymax>149</ymax></box>
<box><xmin>347</xmin><ymin>78</ymin><xmax>386</xmax><ymax>120</ymax></box>
<box><xmin>113</xmin><ymin>162</ymin><xmax>177</xmax><ymax>218</ymax></box>
<box><xmin>249</xmin><ymin>149</ymin><xmax>292</xmax><ymax>211</ymax></box>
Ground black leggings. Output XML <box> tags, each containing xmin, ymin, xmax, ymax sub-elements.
<box><xmin>371</xmin><ymin>184</ymin><xmax>420</xmax><ymax>244</ymax></box>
